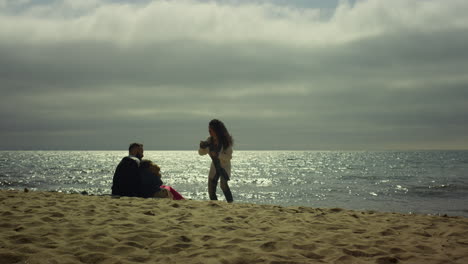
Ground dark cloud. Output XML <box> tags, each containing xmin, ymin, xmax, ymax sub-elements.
<box><xmin>1</xmin><ymin>0</ymin><xmax>468</xmax><ymax>150</ymax></box>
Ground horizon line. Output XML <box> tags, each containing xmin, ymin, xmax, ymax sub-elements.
<box><xmin>1</xmin><ymin>149</ymin><xmax>467</xmax><ymax>152</ymax></box>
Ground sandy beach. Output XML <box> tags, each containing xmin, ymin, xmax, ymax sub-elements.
<box><xmin>1</xmin><ymin>190</ymin><xmax>467</xmax><ymax>264</ymax></box>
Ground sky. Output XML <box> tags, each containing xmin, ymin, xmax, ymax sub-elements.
<box><xmin>1</xmin><ymin>0</ymin><xmax>467</xmax><ymax>150</ymax></box>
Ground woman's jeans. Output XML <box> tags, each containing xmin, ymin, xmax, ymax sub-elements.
<box><xmin>208</xmin><ymin>176</ymin><xmax>233</xmax><ymax>202</ymax></box>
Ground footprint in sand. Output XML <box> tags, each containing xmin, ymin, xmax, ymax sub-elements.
<box><xmin>342</xmin><ymin>248</ymin><xmax>382</xmax><ymax>258</ymax></box>
<box><xmin>179</xmin><ymin>235</ymin><xmax>192</xmax><ymax>243</ymax></box>
<box><xmin>112</xmin><ymin>246</ymin><xmax>137</xmax><ymax>255</ymax></box>
<box><xmin>390</xmin><ymin>247</ymin><xmax>406</xmax><ymax>254</ymax></box>
<box><xmin>223</xmin><ymin>217</ymin><xmax>235</xmax><ymax>223</ymax></box>
<box><xmin>90</xmin><ymin>232</ymin><xmax>108</xmax><ymax>240</ymax></box>
<box><xmin>376</xmin><ymin>256</ymin><xmax>400</xmax><ymax>264</ymax></box>
<box><xmin>381</xmin><ymin>229</ymin><xmax>397</xmax><ymax>236</ymax></box>
<box><xmin>9</xmin><ymin>234</ymin><xmax>34</xmax><ymax>244</ymax></box>
<box><xmin>0</xmin><ymin>253</ymin><xmax>25</xmax><ymax>264</ymax></box>
<box><xmin>16</xmin><ymin>245</ymin><xmax>39</xmax><ymax>254</ymax></box>
<box><xmin>125</xmin><ymin>241</ymin><xmax>145</xmax><ymax>249</ymax></box>
<box><xmin>49</xmin><ymin>212</ymin><xmax>65</xmax><ymax>218</ymax></box>
<box><xmin>77</xmin><ymin>252</ymin><xmax>108</xmax><ymax>264</ymax></box>
<box><xmin>260</xmin><ymin>241</ymin><xmax>276</xmax><ymax>252</ymax></box>
<box><xmin>300</xmin><ymin>252</ymin><xmax>325</xmax><ymax>260</ymax></box>
<box><xmin>0</xmin><ymin>223</ymin><xmax>14</xmax><ymax>229</ymax></box>
<box><xmin>40</xmin><ymin>216</ymin><xmax>56</xmax><ymax>223</ymax></box>
<box><xmin>293</xmin><ymin>243</ymin><xmax>317</xmax><ymax>251</ymax></box>
<box><xmin>201</xmin><ymin>235</ymin><xmax>214</xmax><ymax>241</ymax></box>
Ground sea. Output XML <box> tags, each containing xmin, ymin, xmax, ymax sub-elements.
<box><xmin>1</xmin><ymin>150</ymin><xmax>467</xmax><ymax>217</ymax></box>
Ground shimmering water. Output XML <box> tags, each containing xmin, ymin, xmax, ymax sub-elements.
<box><xmin>1</xmin><ymin>151</ymin><xmax>468</xmax><ymax>217</ymax></box>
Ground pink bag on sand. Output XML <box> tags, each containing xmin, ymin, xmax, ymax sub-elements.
<box><xmin>161</xmin><ymin>185</ymin><xmax>185</xmax><ymax>200</ymax></box>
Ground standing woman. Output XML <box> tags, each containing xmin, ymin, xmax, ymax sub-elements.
<box><xmin>198</xmin><ymin>119</ymin><xmax>234</xmax><ymax>203</ymax></box>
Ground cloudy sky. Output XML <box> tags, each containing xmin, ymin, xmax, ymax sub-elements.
<box><xmin>1</xmin><ymin>0</ymin><xmax>467</xmax><ymax>150</ymax></box>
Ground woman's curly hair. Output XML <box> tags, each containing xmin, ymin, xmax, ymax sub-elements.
<box><xmin>209</xmin><ymin>119</ymin><xmax>233</xmax><ymax>149</ymax></box>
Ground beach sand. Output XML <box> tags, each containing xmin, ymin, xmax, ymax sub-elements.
<box><xmin>1</xmin><ymin>190</ymin><xmax>467</xmax><ymax>264</ymax></box>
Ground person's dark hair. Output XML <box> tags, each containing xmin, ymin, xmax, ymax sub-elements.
<box><xmin>139</xmin><ymin>159</ymin><xmax>152</xmax><ymax>169</ymax></box>
<box><xmin>140</xmin><ymin>160</ymin><xmax>160</xmax><ymax>172</ymax></box>
<box><xmin>209</xmin><ymin>119</ymin><xmax>233</xmax><ymax>149</ymax></box>
<box><xmin>129</xmin><ymin>143</ymin><xmax>143</xmax><ymax>153</ymax></box>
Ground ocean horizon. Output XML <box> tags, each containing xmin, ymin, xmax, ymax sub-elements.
<box><xmin>1</xmin><ymin>150</ymin><xmax>468</xmax><ymax>217</ymax></box>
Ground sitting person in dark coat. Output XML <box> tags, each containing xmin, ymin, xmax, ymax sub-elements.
<box><xmin>139</xmin><ymin>160</ymin><xmax>185</xmax><ymax>200</ymax></box>
<box><xmin>111</xmin><ymin>143</ymin><xmax>144</xmax><ymax>197</ymax></box>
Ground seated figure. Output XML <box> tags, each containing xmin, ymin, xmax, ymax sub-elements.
<box><xmin>111</xmin><ymin>143</ymin><xmax>144</xmax><ymax>197</ymax></box>
<box><xmin>139</xmin><ymin>160</ymin><xmax>184</xmax><ymax>200</ymax></box>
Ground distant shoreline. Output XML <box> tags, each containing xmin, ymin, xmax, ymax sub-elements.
<box><xmin>2</xmin><ymin>149</ymin><xmax>468</xmax><ymax>152</ymax></box>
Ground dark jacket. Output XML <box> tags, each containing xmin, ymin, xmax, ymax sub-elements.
<box><xmin>139</xmin><ymin>168</ymin><xmax>164</xmax><ymax>198</ymax></box>
<box><xmin>111</xmin><ymin>156</ymin><xmax>141</xmax><ymax>197</ymax></box>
